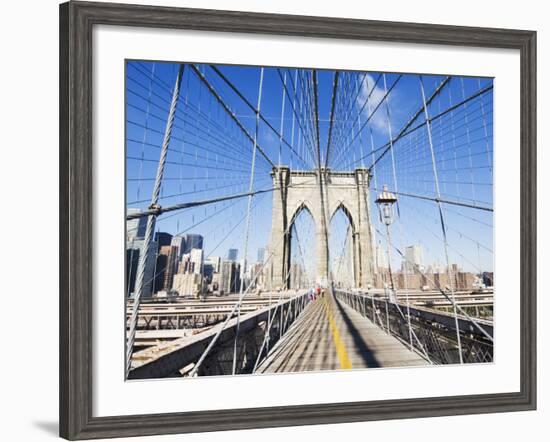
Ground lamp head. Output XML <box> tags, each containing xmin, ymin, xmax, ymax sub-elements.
<box><xmin>375</xmin><ymin>185</ymin><xmax>398</xmax><ymax>226</ymax></box>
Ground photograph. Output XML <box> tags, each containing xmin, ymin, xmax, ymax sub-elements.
<box><xmin>125</xmin><ymin>61</ymin><xmax>494</xmax><ymax>379</ymax></box>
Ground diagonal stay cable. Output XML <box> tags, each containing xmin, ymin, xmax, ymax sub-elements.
<box><xmin>329</xmin><ymin>72</ymin><xmax>371</xmax><ymax>168</ymax></box>
<box><xmin>371</xmin><ymin>186</ymin><xmax>493</xmax><ymax>212</ymax></box>
<box><xmin>188</xmin><ymin>64</ymin><xmax>276</xmax><ymax>168</ymax></box>
<box><xmin>331</xmin><ymin>73</ymin><xmax>400</xmax><ymax>170</ymax></box>
<box><xmin>324</xmin><ymin>71</ymin><xmax>340</xmax><ymax>169</ymax></box>
<box><xmin>312</xmin><ymin>70</ymin><xmax>322</xmax><ymax>168</ymax></box>
<box><xmin>127</xmin><ymin>179</ymin><xmax>319</xmax><ymax>220</ymax></box>
<box><xmin>127</xmin><ymin>176</ymin><xmax>272</xmax><ymax>206</ymax></box>
<box><xmin>277</xmin><ymin>68</ymin><xmax>318</xmax><ymax>167</ymax></box>
<box><xmin>208</xmin><ymin>65</ymin><xmax>310</xmax><ymax>168</ymax></box>
<box><xmin>363</xmin><ymin>82</ymin><xmax>493</xmax><ymax>172</ymax></box>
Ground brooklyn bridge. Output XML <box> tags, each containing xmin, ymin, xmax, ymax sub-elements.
<box><xmin>125</xmin><ymin>61</ymin><xmax>494</xmax><ymax>379</ymax></box>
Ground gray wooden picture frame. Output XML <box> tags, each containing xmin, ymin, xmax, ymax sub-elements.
<box><xmin>59</xmin><ymin>1</ymin><xmax>537</xmax><ymax>439</ymax></box>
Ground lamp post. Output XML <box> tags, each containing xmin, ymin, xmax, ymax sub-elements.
<box><xmin>375</xmin><ymin>185</ymin><xmax>398</xmax><ymax>333</ymax></box>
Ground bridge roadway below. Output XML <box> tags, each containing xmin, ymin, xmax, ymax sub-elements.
<box><xmin>256</xmin><ymin>289</ymin><xmax>429</xmax><ymax>373</ymax></box>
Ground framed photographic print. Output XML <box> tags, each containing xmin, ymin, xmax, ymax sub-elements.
<box><xmin>59</xmin><ymin>1</ymin><xmax>536</xmax><ymax>439</ymax></box>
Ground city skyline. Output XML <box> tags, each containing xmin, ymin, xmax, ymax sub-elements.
<box><xmin>127</xmin><ymin>214</ymin><xmax>490</xmax><ymax>298</ymax></box>
<box><xmin>127</xmin><ymin>216</ymin><xmax>279</xmax><ymax>297</ymax></box>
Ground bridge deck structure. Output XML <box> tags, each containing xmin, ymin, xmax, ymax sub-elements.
<box><xmin>256</xmin><ymin>290</ymin><xmax>428</xmax><ymax>373</ymax></box>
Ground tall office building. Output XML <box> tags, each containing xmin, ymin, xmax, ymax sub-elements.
<box><xmin>126</xmin><ymin>238</ymin><xmax>157</xmax><ymax>298</ymax></box>
<box><xmin>239</xmin><ymin>257</ymin><xmax>252</xmax><ymax>290</ymax></box>
<box><xmin>204</xmin><ymin>256</ymin><xmax>221</xmax><ymax>273</ymax></box>
<box><xmin>403</xmin><ymin>245</ymin><xmax>423</xmax><ymax>274</ymax></box>
<box><xmin>227</xmin><ymin>248</ymin><xmax>238</xmax><ymax>262</ymax></box>
<box><xmin>126</xmin><ymin>208</ymin><xmax>147</xmax><ymax>241</ymax></box>
<box><xmin>182</xmin><ymin>234</ymin><xmax>203</xmax><ymax>254</ymax></box>
<box><xmin>189</xmin><ymin>248</ymin><xmax>204</xmax><ymax>274</ymax></box>
<box><xmin>177</xmin><ymin>248</ymin><xmax>204</xmax><ymax>275</ymax></box>
<box><xmin>154</xmin><ymin>245</ymin><xmax>179</xmax><ymax>293</ymax></box>
<box><xmin>203</xmin><ymin>256</ymin><xmax>221</xmax><ymax>286</ymax></box>
<box><xmin>482</xmin><ymin>272</ymin><xmax>494</xmax><ymax>287</ymax></box>
<box><xmin>257</xmin><ymin>247</ymin><xmax>265</xmax><ymax>264</ymax></box>
<box><xmin>376</xmin><ymin>242</ymin><xmax>388</xmax><ymax>269</ymax></box>
<box><xmin>220</xmin><ymin>260</ymin><xmax>241</xmax><ymax>294</ymax></box>
<box><xmin>171</xmin><ymin>235</ymin><xmax>186</xmax><ymax>259</ymax></box>
<box><xmin>155</xmin><ymin>231</ymin><xmax>173</xmax><ymax>248</ymax></box>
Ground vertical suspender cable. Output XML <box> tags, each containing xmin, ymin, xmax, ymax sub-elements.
<box><xmin>233</xmin><ymin>68</ymin><xmax>264</xmax><ymax>375</ymax></box>
<box><xmin>356</xmin><ymin>75</ymin><xmax>366</xmax><ymax>169</ymax></box>
<box><xmin>382</xmin><ymin>73</ymin><xmax>414</xmax><ymax>348</ymax></box>
<box><xmin>278</xmin><ymin>71</ymin><xmax>287</xmax><ymax>166</ymax></box>
<box><xmin>126</xmin><ymin>64</ymin><xmax>185</xmax><ymax>377</ymax></box>
<box><xmin>312</xmin><ymin>70</ymin><xmax>330</xmax><ymax>287</ymax></box>
<box><xmin>460</xmin><ymin>77</ymin><xmax>477</xmax><ymax>203</ymax></box>
<box><xmin>419</xmin><ymin>75</ymin><xmax>464</xmax><ymax>363</ymax></box>
<box><xmin>477</xmin><ymin>78</ymin><xmax>493</xmax><ymax>174</ymax></box>
<box><xmin>325</xmin><ymin>71</ymin><xmax>339</xmax><ymax>169</ymax></box>
<box><xmin>127</xmin><ymin>64</ymin><xmax>156</xmax><ymax>299</ymax></box>
<box><xmin>289</xmin><ymin>71</ymin><xmax>298</xmax><ymax>170</ymax></box>
<box><xmin>447</xmin><ymin>82</ymin><xmax>461</xmax><ymax>199</ymax></box>
<box><xmin>383</xmin><ymin>74</ymin><xmax>400</xmax><ymax>217</ymax></box>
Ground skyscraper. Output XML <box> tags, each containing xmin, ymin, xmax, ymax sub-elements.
<box><xmin>155</xmin><ymin>231</ymin><xmax>173</xmax><ymax>248</ymax></box>
<box><xmin>204</xmin><ymin>256</ymin><xmax>221</xmax><ymax>273</ymax></box>
<box><xmin>170</xmin><ymin>235</ymin><xmax>185</xmax><ymax>259</ymax></box>
<box><xmin>227</xmin><ymin>248</ymin><xmax>238</xmax><ymax>261</ymax></box>
<box><xmin>126</xmin><ymin>238</ymin><xmax>157</xmax><ymax>298</ymax></box>
<box><xmin>126</xmin><ymin>208</ymin><xmax>147</xmax><ymax>241</ymax></box>
<box><xmin>403</xmin><ymin>245</ymin><xmax>423</xmax><ymax>274</ymax></box>
<box><xmin>220</xmin><ymin>260</ymin><xmax>241</xmax><ymax>294</ymax></box>
<box><xmin>189</xmin><ymin>248</ymin><xmax>204</xmax><ymax>274</ymax></box>
<box><xmin>257</xmin><ymin>247</ymin><xmax>265</xmax><ymax>264</ymax></box>
<box><xmin>154</xmin><ymin>245</ymin><xmax>179</xmax><ymax>293</ymax></box>
<box><xmin>183</xmin><ymin>234</ymin><xmax>203</xmax><ymax>254</ymax></box>
<box><xmin>376</xmin><ymin>241</ymin><xmax>388</xmax><ymax>269</ymax></box>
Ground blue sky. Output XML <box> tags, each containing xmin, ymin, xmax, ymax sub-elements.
<box><xmin>126</xmin><ymin>61</ymin><xmax>493</xmax><ymax>277</ymax></box>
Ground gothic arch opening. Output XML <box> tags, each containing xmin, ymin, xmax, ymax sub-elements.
<box><xmin>287</xmin><ymin>203</ymin><xmax>317</xmax><ymax>289</ymax></box>
<box><xmin>328</xmin><ymin>204</ymin><xmax>357</xmax><ymax>288</ymax></box>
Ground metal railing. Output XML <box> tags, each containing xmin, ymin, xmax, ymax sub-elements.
<box><xmin>128</xmin><ymin>292</ymin><xmax>310</xmax><ymax>379</ymax></box>
<box><xmin>335</xmin><ymin>289</ymin><xmax>493</xmax><ymax>365</ymax></box>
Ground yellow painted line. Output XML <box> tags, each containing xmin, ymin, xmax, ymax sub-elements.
<box><xmin>322</xmin><ymin>297</ymin><xmax>353</xmax><ymax>369</ymax></box>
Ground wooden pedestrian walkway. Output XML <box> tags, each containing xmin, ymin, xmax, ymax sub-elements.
<box><xmin>256</xmin><ymin>290</ymin><xmax>428</xmax><ymax>373</ymax></box>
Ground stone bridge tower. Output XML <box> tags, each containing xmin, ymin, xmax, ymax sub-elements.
<box><xmin>269</xmin><ymin>166</ymin><xmax>375</xmax><ymax>289</ymax></box>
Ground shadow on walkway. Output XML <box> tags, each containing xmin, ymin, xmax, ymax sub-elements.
<box><xmin>331</xmin><ymin>291</ymin><xmax>381</xmax><ymax>368</ymax></box>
